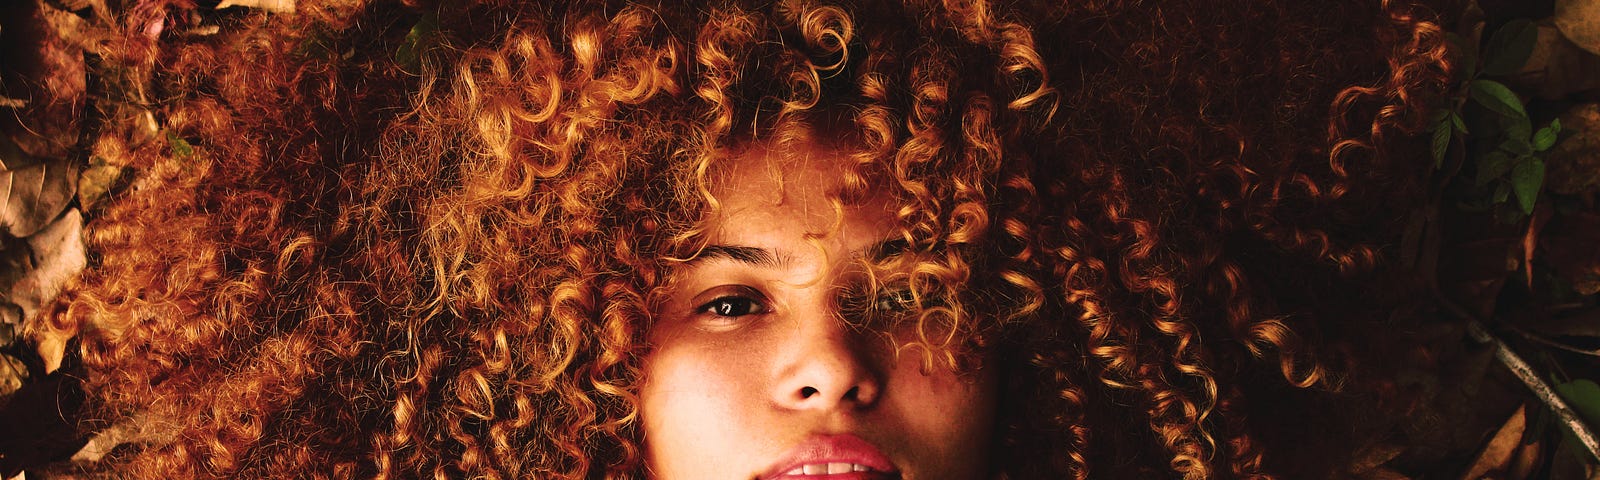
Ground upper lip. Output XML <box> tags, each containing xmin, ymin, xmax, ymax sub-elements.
<box><xmin>759</xmin><ymin>434</ymin><xmax>899</xmax><ymax>479</ymax></box>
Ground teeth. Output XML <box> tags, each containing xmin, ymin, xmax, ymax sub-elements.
<box><xmin>782</xmin><ymin>463</ymin><xmax>875</xmax><ymax>476</ymax></box>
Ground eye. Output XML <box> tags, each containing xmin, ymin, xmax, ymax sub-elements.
<box><xmin>697</xmin><ymin>294</ymin><xmax>768</xmax><ymax>318</ymax></box>
<box><xmin>875</xmin><ymin>288</ymin><xmax>917</xmax><ymax>313</ymax></box>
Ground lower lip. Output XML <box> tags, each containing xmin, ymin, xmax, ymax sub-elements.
<box><xmin>765</xmin><ymin>473</ymin><xmax>900</xmax><ymax>480</ymax></box>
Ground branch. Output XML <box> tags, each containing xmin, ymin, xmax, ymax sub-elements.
<box><xmin>1441</xmin><ymin>299</ymin><xmax>1600</xmax><ymax>462</ymax></box>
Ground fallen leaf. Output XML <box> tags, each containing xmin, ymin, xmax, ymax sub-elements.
<box><xmin>9</xmin><ymin>208</ymin><xmax>85</xmax><ymax>374</ymax></box>
<box><xmin>1510</xmin><ymin>23</ymin><xmax>1600</xmax><ymax>100</ymax></box>
<box><xmin>76</xmin><ymin>156</ymin><xmax>122</xmax><ymax>211</ymax></box>
<box><xmin>69</xmin><ymin>409</ymin><xmax>178</xmax><ymax>464</ymax></box>
<box><xmin>0</xmin><ymin>234</ymin><xmax>31</xmax><ymax>297</ymax></box>
<box><xmin>0</xmin><ymin>160</ymin><xmax>78</xmax><ymax>238</ymax></box>
<box><xmin>1348</xmin><ymin>442</ymin><xmax>1407</xmax><ymax>476</ymax></box>
<box><xmin>1361</xmin><ymin>469</ymin><xmax>1413</xmax><ymax>480</ymax></box>
<box><xmin>1547</xmin><ymin>103</ymin><xmax>1600</xmax><ymax>196</ymax></box>
<box><xmin>1522</xmin><ymin>205</ymin><xmax>1551</xmax><ymax>289</ymax></box>
<box><xmin>1509</xmin><ymin>436</ymin><xmax>1543</xmax><ymax>480</ymax></box>
<box><xmin>0</xmin><ymin>132</ymin><xmax>45</xmax><ymax>172</ymax></box>
<box><xmin>1541</xmin><ymin>211</ymin><xmax>1600</xmax><ymax>295</ymax></box>
<box><xmin>1461</xmin><ymin>404</ymin><xmax>1527</xmax><ymax>480</ymax></box>
<box><xmin>1524</xmin><ymin>308</ymin><xmax>1600</xmax><ymax>338</ymax></box>
<box><xmin>1554</xmin><ymin>0</ymin><xmax>1600</xmax><ymax>56</ymax></box>
<box><xmin>216</xmin><ymin>0</ymin><xmax>296</xmax><ymax>13</ymax></box>
<box><xmin>0</xmin><ymin>1</ymin><xmax>88</xmax><ymax>161</ymax></box>
<box><xmin>0</xmin><ymin>352</ymin><xmax>23</xmax><ymax>398</ymax></box>
<box><xmin>31</xmin><ymin>330</ymin><xmax>66</xmax><ymax>377</ymax></box>
<box><xmin>1440</xmin><ymin>235</ymin><xmax>1519</xmax><ymax>319</ymax></box>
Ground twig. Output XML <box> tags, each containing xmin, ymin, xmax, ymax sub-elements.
<box><xmin>1509</xmin><ymin>325</ymin><xmax>1600</xmax><ymax>358</ymax></box>
<box><xmin>1441</xmin><ymin>299</ymin><xmax>1600</xmax><ymax>462</ymax></box>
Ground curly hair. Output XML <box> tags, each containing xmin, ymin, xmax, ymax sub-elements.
<box><xmin>30</xmin><ymin>0</ymin><xmax>1452</xmax><ymax>478</ymax></box>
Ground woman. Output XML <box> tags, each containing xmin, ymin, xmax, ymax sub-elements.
<box><xmin>35</xmin><ymin>0</ymin><xmax>1451</xmax><ymax>478</ymax></box>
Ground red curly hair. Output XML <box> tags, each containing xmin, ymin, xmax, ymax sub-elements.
<box><xmin>31</xmin><ymin>0</ymin><xmax>1452</xmax><ymax>478</ymax></box>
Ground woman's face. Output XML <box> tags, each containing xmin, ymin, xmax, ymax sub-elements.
<box><xmin>639</xmin><ymin>138</ymin><xmax>999</xmax><ymax>480</ymax></box>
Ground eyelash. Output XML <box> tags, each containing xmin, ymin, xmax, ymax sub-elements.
<box><xmin>686</xmin><ymin>286</ymin><xmax>920</xmax><ymax>327</ymax></box>
<box><xmin>696</xmin><ymin>293</ymin><xmax>769</xmax><ymax>320</ymax></box>
<box><xmin>875</xmin><ymin>288</ymin><xmax>917</xmax><ymax>313</ymax></box>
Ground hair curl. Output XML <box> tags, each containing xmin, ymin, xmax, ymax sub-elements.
<box><xmin>31</xmin><ymin>0</ymin><xmax>1452</xmax><ymax>478</ymax></box>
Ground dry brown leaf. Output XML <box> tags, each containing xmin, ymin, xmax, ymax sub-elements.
<box><xmin>1</xmin><ymin>0</ymin><xmax>88</xmax><ymax>161</ymax></box>
<box><xmin>1542</xmin><ymin>211</ymin><xmax>1600</xmax><ymax>296</ymax></box>
<box><xmin>1512</xmin><ymin>23</ymin><xmax>1600</xmax><ymax>100</ymax></box>
<box><xmin>1349</xmin><ymin>442</ymin><xmax>1408</xmax><ymax>475</ymax></box>
<box><xmin>0</xmin><ymin>160</ymin><xmax>78</xmax><ymax>238</ymax></box>
<box><xmin>1522</xmin><ymin>206</ymin><xmax>1551</xmax><ymax>290</ymax></box>
<box><xmin>1364</xmin><ymin>469</ymin><xmax>1413</xmax><ymax>480</ymax></box>
<box><xmin>1462</xmin><ymin>405</ymin><xmax>1526</xmax><ymax>480</ymax></box>
<box><xmin>216</xmin><ymin>0</ymin><xmax>296</xmax><ymax>13</ymax></box>
<box><xmin>1525</xmin><ymin>308</ymin><xmax>1600</xmax><ymax>338</ymax></box>
<box><xmin>0</xmin><ymin>132</ymin><xmax>46</xmax><ymax>172</ymax></box>
<box><xmin>71</xmin><ymin>410</ymin><xmax>177</xmax><ymax>464</ymax></box>
<box><xmin>0</xmin><ymin>234</ymin><xmax>30</xmax><ymax>349</ymax></box>
<box><xmin>1548</xmin><ymin>104</ymin><xmax>1600</xmax><ymax>196</ymax></box>
<box><xmin>1509</xmin><ymin>437</ymin><xmax>1543</xmax><ymax>480</ymax></box>
<box><xmin>1555</xmin><ymin>0</ymin><xmax>1600</xmax><ymax>56</ymax></box>
<box><xmin>9</xmin><ymin>208</ymin><xmax>84</xmax><ymax>374</ymax></box>
<box><xmin>0</xmin><ymin>351</ymin><xmax>24</xmax><ymax>398</ymax></box>
<box><xmin>9</xmin><ymin>207</ymin><xmax>83</xmax><ymax>319</ymax></box>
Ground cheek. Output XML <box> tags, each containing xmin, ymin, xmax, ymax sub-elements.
<box><xmin>884</xmin><ymin>358</ymin><xmax>999</xmax><ymax>475</ymax></box>
<box><xmin>639</xmin><ymin>338</ymin><xmax>769</xmax><ymax>475</ymax></box>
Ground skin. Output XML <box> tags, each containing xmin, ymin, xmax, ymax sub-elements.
<box><xmin>639</xmin><ymin>136</ymin><xmax>998</xmax><ymax>480</ymax></box>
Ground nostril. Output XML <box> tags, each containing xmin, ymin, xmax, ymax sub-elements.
<box><xmin>800</xmin><ymin>386</ymin><xmax>819</xmax><ymax>398</ymax></box>
<box><xmin>843</xmin><ymin>385</ymin><xmax>860</xmax><ymax>401</ymax></box>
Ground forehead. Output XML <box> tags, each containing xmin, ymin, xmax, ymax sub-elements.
<box><xmin>704</xmin><ymin>138</ymin><xmax>896</xmax><ymax>254</ymax></box>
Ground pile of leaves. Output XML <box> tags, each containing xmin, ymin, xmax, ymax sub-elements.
<box><xmin>0</xmin><ymin>0</ymin><xmax>1597</xmax><ymax>479</ymax></box>
<box><xmin>1388</xmin><ymin>0</ymin><xmax>1600</xmax><ymax>478</ymax></box>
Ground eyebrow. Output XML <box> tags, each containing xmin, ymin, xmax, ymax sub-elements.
<box><xmin>688</xmin><ymin>238</ymin><xmax>910</xmax><ymax>267</ymax></box>
<box><xmin>694</xmin><ymin>244</ymin><xmax>783</xmax><ymax>267</ymax></box>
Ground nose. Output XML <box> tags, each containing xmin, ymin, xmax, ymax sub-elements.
<box><xmin>772</xmin><ymin>314</ymin><xmax>883</xmax><ymax>411</ymax></box>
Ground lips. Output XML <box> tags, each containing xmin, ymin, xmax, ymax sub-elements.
<box><xmin>759</xmin><ymin>434</ymin><xmax>901</xmax><ymax>480</ymax></box>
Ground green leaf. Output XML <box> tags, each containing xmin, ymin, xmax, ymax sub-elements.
<box><xmin>1533</xmin><ymin>126</ymin><xmax>1558</xmax><ymax>152</ymax></box>
<box><xmin>1533</xmin><ymin>118</ymin><xmax>1562</xmax><ymax>152</ymax></box>
<box><xmin>1476</xmin><ymin>151</ymin><xmax>1514</xmax><ymax>186</ymax></box>
<box><xmin>1501</xmin><ymin>137</ymin><xmax>1533</xmax><ymax>157</ymax></box>
<box><xmin>395</xmin><ymin>13</ymin><xmax>439</xmax><ymax>73</ymax></box>
<box><xmin>1510</xmin><ymin>157</ymin><xmax>1545</xmax><ymax>214</ymax></box>
<box><xmin>78</xmin><ymin>156</ymin><xmax>124</xmax><ymax>211</ymax></box>
<box><xmin>1451</xmin><ymin>112</ymin><xmax>1468</xmax><ymax>134</ymax></box>
<box><xmin>1447</xmin><ymin>32</ymin><xmax>1479</xmax><ymax>78</ymax></box>
<box><xmin>1470</xmin><ymin>79</ymin><xmax>1527</xmax><ymax>119</ymax></box>
<box><xmin>1500</xmin><ymin>109</ymin><xmax>1533</xmax><ymax>144</ymax></box>
<box><xmin>165</xmin><ymin>130</ymin><xmax>194</xmax><ymax>158</ymax></box>
<box><xmin>1555</xmin><ymin>379</ymin><xmax>1600</xmax><ymax>426</ymax></box>
<box><xmin>1482</xmin><ymin>19</ymin><xmax>1539</xmax><ymax>76</ymax></box>
<box><xmin>1431</xmin><ymin>120</ymin><xmax>1451</xmax><ymax>166</ymax></box>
